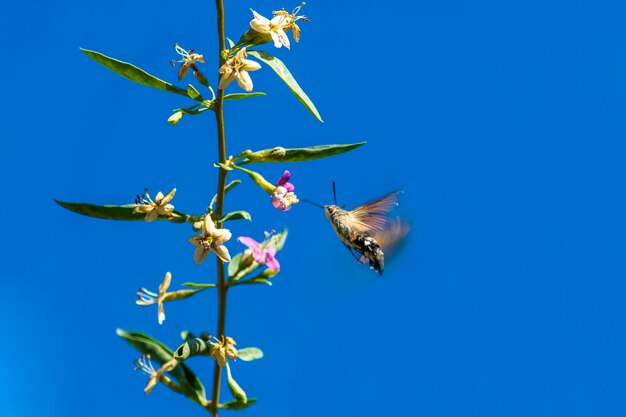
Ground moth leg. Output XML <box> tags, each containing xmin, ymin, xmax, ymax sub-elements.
<box><xmin>344</xmin><ymin>245</ymin><xmax>365</xmax><ymax>264</ymax></box>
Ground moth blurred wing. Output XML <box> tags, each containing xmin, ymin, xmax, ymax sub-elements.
<box><xmin>373</xmin><ymin>217</ymin><xmax>410</xmax><ymax>256</ymax></box>
<box><xmin>347</xmin><ymin>191</ymin><xmax>403</xmax><ymax>233</ymax></box>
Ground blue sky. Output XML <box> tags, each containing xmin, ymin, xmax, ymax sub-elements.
<box><xmin>2</xmin><ymin>0</ymin><xmax>626</xmax><ymax>416</ymax></box>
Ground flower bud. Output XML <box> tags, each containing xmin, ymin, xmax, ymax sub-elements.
<box><xmin>167</xmin><ymin>111</ymin><xmax>183</xmax><ymax>126</ymax></box>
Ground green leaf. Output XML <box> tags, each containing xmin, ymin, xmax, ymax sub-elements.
<box><xmin>80</xmin><ymin>48</ymin><xmax>188</xmax><ymax>97</ymax></box>
<box><xmin>219</xmin><ymin>398</ymin><xmax>257</xmax><ymax>410</ymax></box>
<box><xmin>182</xmin><ymin>282</ymin><xmax>217</xmax><ymax>289</ymax></box>
<box><xmin>219</xmin><ymin>211</ymin><xmax>252</xmax><ymax>223</ymax></box>
<box><xmin>237</xmin><ymin>347</ymin><xmax>264</xmax><ymax>362</ymax></box>
<box><xmin>224</xmin><ymin>92</ymin><xmax>266</xmax><ymax>101</ymax></box>
<box><xmin>226</xmin><ymin>37</ymin><xmax>235</xmax><ymax>49</ymax></box>
<box><xmin>209</xmin><ymin>179</ymin><xmax>241</xmax><ymax>211</ymax></box>
<box><xmin>174</xmin><ymin>337</ymin><xmax>213</xmax><ymax>360</ymax></box>
<box><xmin>187</xmin><ymin>84</ymin><xmax>204</xmax><ymax>102</ymax></box>
<box><xmin>232</xmin><ymin>29</ymin><xmax>273</xmax><ymax>51</ymax></box>
<box><xmin>232</xmin><ymin>278</ymin><xmax>273</xmax><ymax>287</ymax></box>
<box><xmin>247</xmin><ymin>50</ymin><xmax>322</xmax><ymax>122</ymax></box>
<box><xmin>239</xmin><ymin>142</ymin><xmax>366</xmax><ymax>164</ymax></box>
<box><xmin>54</xmin><ymin>200</ymin><xmax>189</xmax><ymax>222</ymax></box>
<box><xmin>116</xmin><ymin>329</ymin><xmax>207</xmax><ymax>403</ymax></box>
<box><xmin>226</xmin><ymin>364</ymin><xmax>247</xmax><ymax>403</ymax></box>
<box><xmin>214</xmin><ymin>162</ymin><xmax>234</xmax><ymax>171</ymax></box>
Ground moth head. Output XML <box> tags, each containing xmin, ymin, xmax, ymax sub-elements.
<box><xmin>324</xmin><ymin>204</ymin><xmax>337</xmax><ymax>220</ymax></box>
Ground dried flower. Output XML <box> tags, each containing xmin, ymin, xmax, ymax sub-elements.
<box><xmin>271</xmin><ymin>171</ymin><xmax>299</xmax><ymax>211</ymax></box>
<box><xmin>237</xmin><ymin>236</ymin><xmax>280</xmax><ymax>271</ymax></box>
<box><xmin>209</xmin><ymin>335</ymin><xmax>238</xmax><ymax>367</ymax></box>
<box><xmin>134</xmin><ymin>355</ymin><xmax>178</xmax><ymax>395</ymax></box>
<box><xmin>218</xmin><ymin>48</ymin><xmax>261</xmax><ymax>92</ymax></box>
<box><xmin>172</xmin><ymin>43</ymin><xmax>205</xmax><ymax>81</ymax></box>
<box><xmin>134</xmin><ymin>188</ymin><xmax>176</xmax><ymax>222</ymax></box>
<box><xmin>189</xmin><ymin>215</ymin><xmax>232</xmax><ymax>264</ymax></box>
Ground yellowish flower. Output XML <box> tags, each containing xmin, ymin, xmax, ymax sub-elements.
<box><xmin>134</xmin><ymin>355</ymin><xmax>178</xmax><ymax>395</ymax></box>
<box><xmin>136</xmin><ymin>272</ymin><xmax>171</xmax><ymax>325</ymax></box>
<box><xmin>188</xmin><ymin>215</ymin><xmax>232</xmax><ymax>264</ymax></box>
<box><xmin>209</xmin><ymin>335</ymin><xmax>238</xmax><ymax>367</ymax></box>
<box><xmin>134</xmin><ymin>188</ymin><xmax>176</xmax><ymax>222</ymax></box>
<box><xmin>250</xmin><ymin>9</ymin><xmax>292</xmax><ymax>49</ymax></box>
<box><xmin>172</xmin><ymin>43</ymin><xmax>205</xmax><ymax>81</ymax></box>
<box><xmin>218</xmin><ymin>48</ymin><xmax>261</xmax><ymax>92</ymax></box>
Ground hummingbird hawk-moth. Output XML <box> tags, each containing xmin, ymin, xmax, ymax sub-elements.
<box><xmin>323</xmin><ymin>185</ymin><xmax>409</xmax><ymax>275</ymax></box>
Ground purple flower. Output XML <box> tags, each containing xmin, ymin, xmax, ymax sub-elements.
<box><xmin>271</xmin><ymin>170</ymin><xmax>298</xmax><ymax>211</ymax></box>
<box><xmin>276</xmin><ymin>170</ymin><xmax>295</xmax><ymax>192</ymax></box>
<box><xmin>237</xmin><ymin>236</ymin><xmax>280</xmax><ymax>271</ymax></box>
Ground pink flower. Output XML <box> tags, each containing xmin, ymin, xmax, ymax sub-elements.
<box><xmin>237</xmin><ymin>236</ymin><xmax>280</xmax><ymax>271</ymax></box>
<box><xmin>271</xmin><ymin>170</ymin><xmax>298</xmax><ymax>211</ymax></box>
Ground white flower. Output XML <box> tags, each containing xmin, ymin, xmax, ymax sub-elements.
<box><xmin>218</xmin><ymin>48</ymin><xmax>261</xmax><ymax>92</ymax></box>
<box><xmin>134</xmin><ymin>188</ymin><xmax>176</xmax><ymax>222</ymax></box>
<box><xmin>188</xmin><ymin>215</ymin><xmax>232</xmax><ymax>264</ymax></box>
<box><xmin>250</xmin><ymin>9</ymin><xmax>292</xmax><ymax>49</ymax></box>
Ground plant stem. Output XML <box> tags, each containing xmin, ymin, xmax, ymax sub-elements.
<box><xmin>210</xmin><ymin>0</ymin><xmax>227</xmax><ymax>415</ymax></box>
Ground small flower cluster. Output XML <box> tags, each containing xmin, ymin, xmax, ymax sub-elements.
<box><xmin>219</xmin><ymin>5</ymin><xmax>309</xmax><ymax>92</ymax></box>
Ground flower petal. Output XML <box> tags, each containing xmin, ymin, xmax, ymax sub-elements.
<box><xmin>145</xmin><ymin>210</ymin><xmax>159</xmax><ymax>222</ymax></box>
<box><xmin>161</xmin><ymin>188</ymin><xmax>176</xmax><ymax>204</ymax></box>
<box><xmin>158</xmin><ymin>302</ymin><xmax>166</xmax><ymax>325</ymax></box>
<box><xmin>194</xmin><ymin>246</ymin><xmax>209</xmax><ymax>265</ymax></box>
<box><xmin>276</xmin><ymin>171</ymin><xmax>291</xmax><ymax>186</ymax></box>
<box><xmin>213</xmin><ymin>244</ymin><xmax>231</xmax><ymax>262</ymax></box>
<box><xmin>218</xmin><ymin>70</ymin><xmax>236</xmax><ymax>90</ymax></box>
<box><xmin>215</xmin><ymin>228</ymin><xmax>232</xmax><ymax>243</ymax></box>
<box><xmin>237</xmin><ymin>236</ymin><xmax>261</xmax><ymax>250</ymax></box>
<box><xmin>204</xmin><ymin>215</ymin><xmax>217</xmax><ymax>235</ymax></box>
<box><xmin>275</xmin><ymin>28</ymin><xmax>291</xmax><ymax>49</ymax></box>
<box><xmin>236</xmin><ymin>70</ymin><xmax>254</xmax><ymax>92</ymax></box>
<box><xmin>178</xmin><ymin>63</ymin><xmax>190</xmax><ymax>81</ymax></box>
<box><xmin>242</xmin><ymin>59</ymin><xmax>261</xmax><ymax>72</ymax></box>
<box><xmin>159</xmin><ymin>272</ymin><xmax>172</xmax><ymax>294</ymax></box>
<box><xmin>269</xmin><ymin>30</ymin><xmax>283</xmax><ymax>48</ymax></box>
<box><xmin>265</xmin><ymin>255</ymin><xmax>280</xmax><ymax>271</ymax></box>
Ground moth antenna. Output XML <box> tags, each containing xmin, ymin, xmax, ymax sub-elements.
<box><xmin>300</xmin><ymin>198</ymin><xmax>324</xmax><ymax>209</ymax></box>
<box><xmin>332</xmin><ymin>181</ymin><xmax>338</xmax><ymax>205</ymax></box>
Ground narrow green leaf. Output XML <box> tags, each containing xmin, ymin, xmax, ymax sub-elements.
<box><xmin>226</xmin><ymin>364</ymin><xmax>247</xmax><ymax>403</ymax></box>
<box><xmin>237</xmin><ymin>348</ymin><xmax>264</xmax><ymax>362</ymax></box>
<box><xmin>187</xmin><ymin>84</ymin><xmax>204</xmax><ymax>102</ymax></box>
<box><xmin>219</xmin><ymin>398</ymin><xmax>257</xmax><ymax>410</ymax></box>
<box><xmin>209</xmin><ymin>179</ymin><xmax>241</xmax><ymax>211</ymax></box>
<box><xmin>116</xmin><ymin>329</ymin><xmax>207</xmax><ymax>402</ymax></box>
<box><xmin>80</xmin><ymin>48</ymin><xmax>188</xmax><ymax>97</ymax></box>
<box><xmin>224</xmin><ymin>92</ymin><xmax>266</xmax><ymax>101</ymax></box>
<box><xmin>214</xmin><ymin>162</ymin><xmax>234</xmax><ymax>171</ymax></box>
<box><xmin>219</xmin><ymin>211</ymin><xmax>252</xmax><ymax>223</ymax></box>
<box><xmin>55</xmin><ymin>200</ymin><xmax>189</xmax><ymax>222</ymax></box>
<box><xmin>182</xmin><ymin>282</ymin><xmax>217</xmax><ymax>289</ymax></box>
<box><xmin>233</xmin><ymin>278</ymin><xmax>273</xmax><ymax>287</ymax></box>
<box><xmin>247</xmin><ymin>50</ymin><xmax>322</xmax><ymax>122</ymax></box>
<box><xmin>239</xmin><ymin>142</ymin><xmax>366</xmax><ymax>164</ymax></box>
<box><xmin>226</xmin><ymin>37</ymin><xmax>235</xmax><ymax>49</ymax></box>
